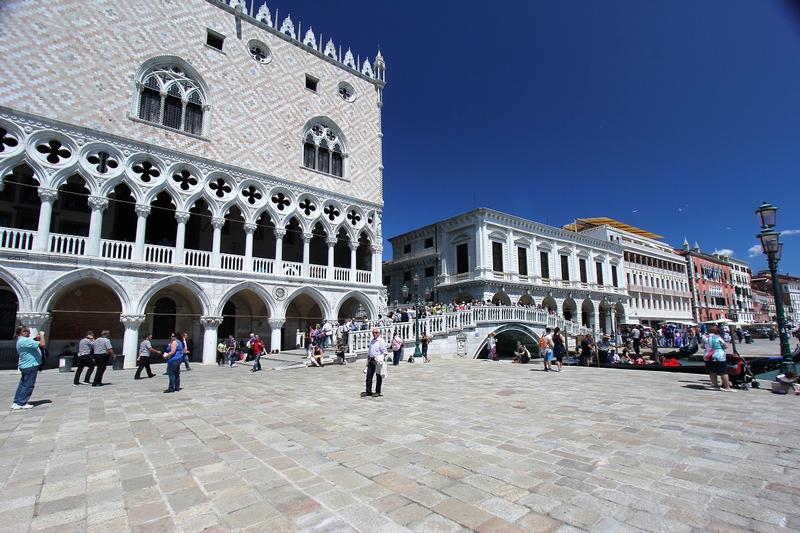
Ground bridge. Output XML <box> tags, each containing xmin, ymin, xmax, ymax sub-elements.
<box><xmin>339</xmin><ymin>306</ymin><xmax>591</xmax><ymax>360</ymax></box>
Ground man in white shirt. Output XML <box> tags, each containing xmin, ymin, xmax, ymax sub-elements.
<box><xmin>322</xmin><ymin>321</ymin><xmax>333</xmax><ymax>348</ymax></box>
<box><xmin>631</xmin><ymin>327</ymin><xmax>641</xmax><ymax>356</ymax></box>
<box><xmin>362</xmin><ymin>328</ymin><xmax>387</xmax><ymax>398</ymax></box>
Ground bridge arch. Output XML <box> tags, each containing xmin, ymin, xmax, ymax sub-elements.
<box><xmin>474</xmin><ymin>323</ymin><xmax>542</xmax><ymax>360</ymax></box>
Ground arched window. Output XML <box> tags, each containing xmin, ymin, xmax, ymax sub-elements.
<box><xmin>302</xmin><ymin>121</ymin><xmax>345</xmax><ymax>178</ymax></box>
<box><xmin>136</xmin><ymin>64</ymin><xmax>206</xmax><ymax>135</ymax></box>
<box><xmin>152</xmin><ymin>297</ymin><xmax>177</xmax><ymax>339</ymax></box>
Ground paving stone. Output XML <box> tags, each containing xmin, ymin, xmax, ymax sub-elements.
<box><xmin>387</xmin><ymin>502</ymin><xmax>432</xmax><ymax>526</ymax></box>
<box><xmin>433</xmin><ymin>498</ymin><xmax>496</xmax><ymax>529</ymax></box>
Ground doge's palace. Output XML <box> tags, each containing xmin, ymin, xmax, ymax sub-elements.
<box><xmin>0</xmin><ymin>0</ymin><xmax>387</xmax><ymax>367</ymax></box>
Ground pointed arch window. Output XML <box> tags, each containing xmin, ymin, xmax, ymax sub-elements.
<box><xmin>136</xmin><ymin>64</ymin><xmax>207</xmax><ymax>136</ymax></box>
<box><xmin>302</xmin><ymin>121</ymin><xmax>346</xmax><ymax>178</ymax></box>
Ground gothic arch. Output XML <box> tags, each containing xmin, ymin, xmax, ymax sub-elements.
<box><xmin>0</xmin><ymin>266</ymin><xmax>32</xmax><ymax>312</ymax></box>
<box><xmin>214</xmin><ymin>281</ymin><xmax>277</xmax><ymax>317</ymax></box>
<box><xmin>473</xmin><ymin>324</ymin><xmax>542</xmax><ymax>359</ymax></box>
<box><xmin>35</xmin><ymin>268</ymin><xmax>132</xmax><ymax>313</ymax></box>
<box><xmin>134</xmin><ymin>275</ymin><xmax>211</xmax><ymax>315</ymax></box>
<box><xmin>281</xmin><ymin>286</ymin><xmax>332</xmax><ymax>319</ymax></box>
<box><xmin>334</xmin><ymin>290</ymin><xmax>377</xmax><ymax>320</ymax></box>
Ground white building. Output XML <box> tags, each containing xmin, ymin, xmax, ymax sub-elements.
<box><xmin>383</xmin><ymin>209</ymin><xmax>628</xmax><ymax>334</ymax></box>
<box><xmin>726</xmin><ymin>257</ymin><xmax>754</xmax><ymax>324</ymax></box>
<box><xmin>568</xmin><ymin>219</ymin><xmax>693</xmax><ymax>327</ymax></box>
<box><xmin>0</xmin><ymin>0</ymin><xmax>387</xmax><ymax>366</ymax></box>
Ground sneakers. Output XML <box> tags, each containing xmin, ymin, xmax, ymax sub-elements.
<box><xmin>360</xmin><ymin>392</ymin><xmax>372</xmax><ymax>397</ymax></box>
<box><xmin>10</xmin><ymin>403</ymin><xmax>33</xmax><ymax>410</ymax></box>
<box><xmin>720</xmin><ymin>388</ymin><xmax>735</xmax><ymax>392</ymax></box>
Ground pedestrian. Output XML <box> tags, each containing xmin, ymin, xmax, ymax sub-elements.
<box><xmin>226</xmin><ymin>334</ymin><xmax>237</xmax><ymax>367</ymax></box>
<box><xmin>702</xmin><ymin>326</ymin><xmax>733</xmax><ymax>392</ymax></box>
<box><xmin>597</xmin><ymin>334</ymin><xmax>612</xmax><ymax>365</ymax></box>
<box><xmin>511</xmin><ymin>341</ymin><xmax>530</xmax><ymax>364</ymax></box>
<box><xmin>250</xmin><ymin>334</ymin><xmax>265</xmax><ymax>372</ymax></box>
<box><xmin>486</xmin><ymin>332</ymin><xmax>497</xmax><ymax>361</ymax></box>
<box><xmin>580</xmin><ymin>334</ymin><xmax>595</xmax><ymax>366</ymax></box>
<box><xmin>335</xmin><ymin>340</ymin><xmax>347</xmax><ymax>365</ymax></box>
<box><xmin>135</xmin><ymin>334</ymin><xmax>159</xmax><ymax>379</ymax></box>
<box><xmin>91</xmin><ymin>330</ymin><xmax>115</xmax><ymax>387</ymax></box>
<box><xmin>74</xmin><ymin>330</ymin><xmax>95</xmax><ymax>386</ymax></box>
<box><xmin>310</xmin><ymin>343</ymin><xmax>324</xmax><ymax>367</ymax></box>
<box><xmin>246</xmin><ymin>331</ymin><xmax>256</xmax><ymax>361</ymax></box>
<box><xmin>216</xmin><ymin>339</ymin><xmax>226</xmax><ymax>366</ymax></box>
<box><xmin>11</xmin><ymin>325</ymin><xmax>45</xmax><ymax>410</ymax></box>
<box><xmin>163</xmin><ymin>333</ymin><xmax>183</xmax><ymax>393</ymax></box>
<box><xmin>391</xmin><ymin>332</ymin><xmax>404</xmax><ymax>365</ymax></box>
<box><xmin>542</xmin><ymin>328</ymin><xmax>554</xmax><ymax>372</ymax></box>
<box><xmin>553</xmin><ymin>327</ymin><xmax>566</xmax><ymax>372</ymax></box>
<box><xmin>631</xmin><ymin>326</ymin><xmax>641</xmax><ymax>356</ymax></box>
<box><xmin>362</xmin><ymin>328</ymin><xmax>387</xmax><ymax>397</ymax></box>
<box><xmin>421</xmin><ymin>332</ymin><xmax>431</xmax><ymax>363</ymax></box>
<box><xmin>180</xmin><ymin>332</ymin><xmax>192</xmax><ymax>371</ymax></box>
<box><xmin>322</xmin><ymin>320</ymin><xmax>334</xmax><ymax>348</ymax></box>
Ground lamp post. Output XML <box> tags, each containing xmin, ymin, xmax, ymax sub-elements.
<box><xmin>401</xmin><ymin>273</ymin><xmax>429</xmax><ymax>359</ymax></box>
<box><xmin>727</xmin><ymin>306</ymin><xmax>739</xmax><ymax>356</ymax></box>
<box><xmin>755</xmin><ymin>202</ymin><xmax>792</xmax><ymax>358</ymax></box>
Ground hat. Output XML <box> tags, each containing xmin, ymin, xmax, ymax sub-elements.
<box><xmin>602</xmin><ymin>334</ymin><xmax>610</xmax><ymax>338</ymax></box>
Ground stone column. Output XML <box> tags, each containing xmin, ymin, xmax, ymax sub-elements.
<box><xmin>326</xmin><ymin>237</ymin><xmax>337</xmax><ymax>280</ymax></box>
<box><xmin>34</xmin><ymin>188</ymin><xmax>57</xmax><ymax>252</ymax></box>
<box><xmin>200</xmin><ymin>316</ymin><xmax>223</xmax><ymax>364</ymax></box>
<box><xmin>133</xmin><ymin>204</ymin><xmax>151</xmax><ymax>262</ymax></box>
<box><xmin>372</xmin><ymin>244</ymin><xmax>383</xmax><ymax>284</ymax></box>
<box><xmin>211</xmin><ymin>217</ymin><xmax>224</xmax><ymax>269</ymax></box>
<box><xmin>244</xmin><ymin>223</ymin><xmax>257</xmax><ymax>271</ymax></box>
<box><xmin>173</xmin><ymin>211</ymin><xmax>190</xmax><ymax>265</ymax></box>
<box><xmin>301</xmin><ymin>232</ymin><xmax>312</xmax><ymax>277</ymax></box>
<box><xmin>86</xmin><ymin>196</ymin><xmax>109</xmax><ymax>257</ymax></box>
<box><xmin>16</xmin><ymin>312</ymin><xmax>51</xmax><ymax>338</ymax></box>
<box><xmin>120</xmin><ymin>314</ymin><xmax>146</xmax><ymax>369</ymax></box>
<box><xmin>349</xmin><ymin>241</ymin><xmax>358</xmax><ymax>282</ymax></box>
<box><xmin>475</xmin><ymin>224</ymin><xmax>485</xmax><ymax>275</ymax></box>
<box><xmin>268</xmin><ymin>318</ymin><xmax>285</xmax><ymax>353</ymax></box>
<box><xmin>274</xmin><ymin>227</ymin><xmax>286</xmax><ymax>275</ymax></box>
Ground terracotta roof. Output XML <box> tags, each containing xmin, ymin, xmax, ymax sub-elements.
<box><xmin>564</xmin><ymin>217</ymin><xmax>663</xmax><ymax>239</ymax></box>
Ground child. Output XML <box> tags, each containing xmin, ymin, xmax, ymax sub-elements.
<box><xmin>335</xmin><ymin>341</ymin><xmax>347</xmax><ymax>365</ymax></box>
<box><xmin>774</xmin><ymin>371</ymin><xmax>800</xmax><ymax>395</ymax></box>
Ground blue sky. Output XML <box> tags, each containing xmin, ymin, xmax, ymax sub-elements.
<box><xmin>282</xmin><ymin>0</ymin><xmax>800</xmax><ymax>272</ymax></box>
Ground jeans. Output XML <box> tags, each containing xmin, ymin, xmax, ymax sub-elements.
<box><xmin>167</xmin><ymin>359</ymin><xmax>181</xmax><ymax>391</ymax></box>
<box><xmin>253</xmin><ymin>353</ymin><xmax>262</xmax><ymax>371</ymax></box>
<box><xmin>633</xmin><ymin>338</ymin><xmax>641</xmax><ymax>355</ymax></box>
<box><xmin>228</xmin><ymin>352</ymin><xmax>237</xmax><ymax>366</ymax></box>
<box><xmin>365</xmin><ymin>357</ymin><xmax>382</xmax><ymax>395</ymax></box>
<box><xmin>92</xmin><ymin>354</ymin><xmax>109</xmax><ymax>385</ymax></box>
<box><xmin>182</xmin><ymin>353</ymin><xmax>191</xmax><ymax>370</ymax></box>
<box><xmin>392</xmin><ymin>348</ymin><xmax>403</xmax><ymax>365</ymax></box>
<box><xmin>13</xmin><ymin>367</ymin><xmax>38</xmax><ymax>405</ymax></box>
<box><xmin>73</xmin><ymin>354</ymin><xmax>94</xmax><ymax>385</ymax></box>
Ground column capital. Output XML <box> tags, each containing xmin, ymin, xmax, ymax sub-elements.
<box><xmin>200</xmin><ymin>316</ymin><xmax>224</xmax><ymax>329</ymax></box>
<box><xmin>37</xmin><ymin>187</ymin><xmax>58</xmax><ymax>202</ymax></box>
<box><xmin>119</xmin><ymin>314</ymin><xmax>146</xmax><ymax>328</ymax></box>
<box><xmin>371</xmin><ymin>244</ymin><xmax>383</xmax><ymax>254</ymax></box>
<box><xmin>175</xmin><ymin>211</ymin><xmax>191</xmax><ymax>224</ymax></box>
<box><xmin>326</xmin><ymin>237</ymin><xmax>338</xmax><ymax>247</ymax></box>
<box><xmin>274</xmin><ymin>227</ymin><xmax>287</xmax><ymax>239</ymax></box>
<box><xmin>135</xmin><ymin>204</ymin><xmax>152</xmax><ymax>218</ymax></box>
<box><xmin>88</xmin><ymin>196</ymin><xmax>109</xmax><ymax>212</ymax></box>
<box><xmin>301</xmin><ymin>232</ymin><xmax>313</xmax><ymax>243</ymax></box>
<box><xmin>244</xmin><ymin>223</ymin><xmax>258</xmax><ymax>234</ymax></box>
<box><xmin>211</xmin><ymin>217</ymin><xmax>225</xmax><ymax>229</ymax></box>
<box><xmin>268</xmin><ymin>318</ymin><xmax>286</xmax><ymax>328</ymax></box>
<box><xmin>349</xmin><ymin>241</ymin><xmax>359</xmax><ymax>251</ymax></box>
<box><xmin>17</xmin><ymin>312</ymin><xmax>50</xmax><ymax>328</ymax></box>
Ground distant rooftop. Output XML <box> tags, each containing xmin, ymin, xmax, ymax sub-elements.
<box><xmin>563</xmin><ymin>217</ymin><xmax>663</xmax><ymax>240</ymax></box>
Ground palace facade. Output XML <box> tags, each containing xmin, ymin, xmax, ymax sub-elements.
<box><xmin>0</xmin><ymin>0</ymin><xmax>387</xmax><ymax>366</ymax></box>
<box><xmin>383</xmin><ymin>209</ymin><xmax>628</xmax><ymax>334</ymax></box>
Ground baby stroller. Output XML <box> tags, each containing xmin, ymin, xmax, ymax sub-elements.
<box><xmin>727</xmin><ymin>356</ymin><xmax>756</xmax><ymax>391</ymax></box>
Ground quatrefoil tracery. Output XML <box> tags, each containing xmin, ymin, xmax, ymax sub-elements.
<box><xmin>36</xmin><ymin>139</ymin><xmax>71</xmax><ymax>164</ymax></box>
<box><xmin>209</xmin><ymin>178</ymin><xmax>232</xmax><ymax>198</ymax></box>
<box><xmin>86</xmin><ymin>151</ymin><xmax>119</xmax><ymax>174</ymax></box>
<box><xmin>132</xmin><ymin>161</ymin><xmax>160</xmax><ymax>183</ymax></box>
<box><xmin>0</xmin><ymin>128</ymin><xmax>19</xmax><ymax>153</ymax></box>
<box><xmin>347</xmin><ymin>209</ymin><xmax>361</xmax><ymax>226</ymax></box>
<box><xmin>298</xmin><ymin>198</ymin><xmax>316</xmax><ymax>216</ymax></box>
<box><xmin>242</xmin><ymin>185</ymin><xmax>263</xmax><ymax>205</ymax></box>
<box><xmin>324</xmin><ymin>204</ymin><xmax>340</xmax><ymax>221</ymax></box>
<box><xmin>271</xmin><ymin>192</ymin><xmax>291</xmax><ymax>211</ymax></box>
<box><xmin>172</xmin><ymin>169</ymin><xmax>198</xmax><ymax>191</ymax></box>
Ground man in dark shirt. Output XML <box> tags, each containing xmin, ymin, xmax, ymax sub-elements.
<box><xmin>92</xmin><ymin>330</ymin><xmax>115</xmax><ymax>387</ymax></box>
<box><xmin>74</xmin><ymin>331</ymin><xmax>95</xmax><ymax>386</ymax></box>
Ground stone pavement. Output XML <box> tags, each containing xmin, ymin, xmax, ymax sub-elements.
<box><xmin>0</xmin><ymin>359</ymin><xmax>799</xmax><ymax>533</ymax></box>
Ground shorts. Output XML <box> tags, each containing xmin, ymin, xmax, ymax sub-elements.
<box><xmin>706</xmin><ymin>360</ymin><xmax>727</xmax><ymax>375</ymax></box>
<box><xmin>544</xmin><ymin>349</ymin><xmax>554</xmax><ymax>362</ymax></box>
<box><xmin>554</xmin><ymin>345</ymin><xmax>566</xmax><ymax>362</ymax></box>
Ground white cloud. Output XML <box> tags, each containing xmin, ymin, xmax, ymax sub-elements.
<box><xmin>713</xmin><ymin>248</ymin><xmax>735</xmax><ymax>257</ymax></box>
<box><xmin>782</xmin><ymin>229</ymin><xmax>800</xmax><ymax>237</ymax></box>
<box><xmin>748</xmin><ymin>244</ymin><xmax>762</xmax><ymax>258</ymax></box>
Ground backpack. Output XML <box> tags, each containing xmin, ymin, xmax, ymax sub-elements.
<box><xmin>217</xmin><ymin>342</ymin><xmax>226</xmax><ymax>353</ymax></box>
<box><xmin>538</xmin><ymin>336</ymin><xmax>548</xmax><ymax>350</ymax></box>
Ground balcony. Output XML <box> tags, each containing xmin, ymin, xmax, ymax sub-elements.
<box><xmin>0</xmin><ymin>227</ymin><xmax>374</xmax><ymax>284</ymax></box>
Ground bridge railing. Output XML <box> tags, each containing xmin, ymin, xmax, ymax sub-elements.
<box><xmin>345</xmin><ymin>306</ymin><xmax>590</xmax><ymax>356</ymax></box>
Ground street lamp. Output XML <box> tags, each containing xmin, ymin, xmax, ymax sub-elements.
<box><xmin>401</xmin><ymin>274</ymin><xmax>425</xmax><ymax>359</ymax></box>
<box><xmin>755</xmin><ymin>202</ymin><xmax>792</xmax><ymax>358</ymax></box>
